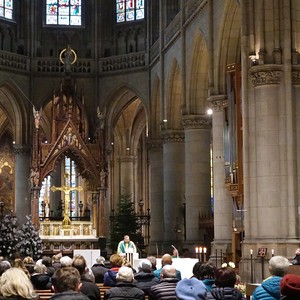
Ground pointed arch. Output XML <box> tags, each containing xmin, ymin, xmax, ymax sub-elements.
<box><xmin>215</xmin><ymin>0</ymin><xmax>241</xmax><ymax>94</ymax></box>
<box><xmin>187</xmin><ymin>30</ymin><xmax>209</xmax><ymax>114</ymax></box>
<box><xmin>0</xmin><ymin>81</ymin><xmax>30</xmax><ymax>144</ymax></box>
<box><xmin>150</xmin><ymin>74</ymin><xmax>161</xmax><ymax>138</ymax></box>
<box><xmin>166</xmin><ymin>59</ymin><xmax>182</xmax><ymax>129</ymax></box>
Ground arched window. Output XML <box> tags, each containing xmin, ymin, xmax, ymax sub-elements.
<box><xmin>116</xmin><ymin>0</ymin><xmax>144</xmax><ymax>23</ymax></box>
<box><xmin>0</xmin><ymin>0</ymin><xmax>13</xmax><ymax>20</ymax></box>
<box><xmin>46</xmin><ymin>0</ymin><xmax>82</xmax><ymax>26</ymax></box>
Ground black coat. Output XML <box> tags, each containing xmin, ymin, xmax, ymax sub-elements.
<box><xmin>104</xmin><ymin>282</ymin><xmax>144</xmax><ymax>300</ymax></box>
<box><xmin>134</xmin><ymin>271</ymin><xmax>159</xmax><ymax>295</ymax></box>
<box><xmin>31</xmin><ymin>273</ymin><xmax>52</xmax><ymax>290</ymax></box>
<box><xmin>49</xmin><ymin>291</ymin><xmax>90</xmax><ymax>300</ymax></box>
<box><xmin>91</xmin><ymin>264</ymin><xmax>109</xmax><ymax>283</ymax></box>
<box><xmin>80</xmin><ymin>276</ymin><xmax>101</xmax><ymax>300</ymax></box>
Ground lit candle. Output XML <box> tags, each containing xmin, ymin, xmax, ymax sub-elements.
<box><xmin>200</xmin><ymin>247</ymin><xmax>203</xmax><ymax>253</ymax></box>
<box><xmin>271</xmin><ymin>249</ymin><xmax>274</xmax><ymax>256</ymax></box>
<box><xmin>250</xmin><ymin>249</ymin><xmax>253</xmax><ymax>255</ymax></box>
<box><xmin>195</xmin><ymin>247</ymin><xmax>199</xmax><ymax>253</ymax></box>
<box><xmin>204</xmin><ymin>247</ymin><xmax>207</xmax><ymax>253</ymax></box>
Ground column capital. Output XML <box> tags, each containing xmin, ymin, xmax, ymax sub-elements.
<box><xmin>147</xmin><ymin>138</ymin><xmax>163</xmax><ymax>152</ymax></box>
<box><xmin>292</xmin><ymin>66</ymin><xmax>300</xmax><ymax>85</ymax></box>
<box><xmin>161</xmin><ymin>130</ymin><xmax>185</xmax><ymax>143</ymax></box>
<box><xmin>182</xmin><ymin>114</ymin><xmax>212</xmax><ymax>129</ymax></box>
<box><xmin>118</xmin><ymin>155</ymin><xmax>137</xmax><ymax>163</ymax></box>
<box><xmin>207</xmin><ymin>95</ymin><xmax>228</xmax><ymax>111</ymax></box>
<box><xmin>13</xmin><ymin>144</ymin><xmax>31</xmax><ymax>155</ymax></box>
<box><xmin>249</xmin><ymin>65</ymin><xmax>282</xmax><ymax>87</ymax></box>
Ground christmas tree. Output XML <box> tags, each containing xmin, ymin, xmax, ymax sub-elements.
<box><xmin>0</xmin><ymin>211</ymin><xmax>21</xmax><ymax>259</ymax></box>
<box><xmin>17</xmin><ymin>215</ymin><xmax>43</xmax><ymax>260</ymax></box>
<box><xmin>110</xmin><ymin>194</ymin><xmax>142</xmax><ymax>251</ymax></box>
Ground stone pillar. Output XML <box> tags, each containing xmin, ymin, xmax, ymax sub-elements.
<box><xmin>14</xmin><ymin>144</ymin><xmax>31</xmax><ymax>226</ymax></box>
<box><xmin>182</xmin><ymin>115</ymin><xmax>212</xmax><ymax>243</ymax></box>
<box><xmin>161</xmin><ymin>130</ymin><xmax>185</xmax><ymax>248</ymax></box>
<box><xmin>119</xmin><ymin>155</ymin><xmax>135</xmax><ymax>196</ymax></box>
<box><xmin>148</xmin><ymin>139</ymin><xmax>164</xmax><ymax>253</ymax></box>
<box><xmin>209</xmin><ymin>96</ymin><xmax>232</xmax><ymax>260</ymax></box>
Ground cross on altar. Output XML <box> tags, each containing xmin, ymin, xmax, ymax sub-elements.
<box><xmin>51</xmin><ymin>173</ymin><xmax>83</xmax><ymax>228</ymax></box>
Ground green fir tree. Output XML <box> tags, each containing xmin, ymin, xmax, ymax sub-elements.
<box><xmin>110</xmin><ymin>194</ymin><xmax>142</xmax><ymax>251</ymax></box>
<box><xmin>0</xmin><ymin>211</ymin><xmax>21</xmax><ymax>259</ymax></box>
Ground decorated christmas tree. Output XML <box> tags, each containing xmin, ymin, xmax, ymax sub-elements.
<box><xmin>17</xmin><ymin>215</ymin><xmax>43</xmax><ymax>260</ymax></box>
<box><xmin>0</xmin><ymin>211</ymin><xmax>21</xmax><ymax>259</ymax></box>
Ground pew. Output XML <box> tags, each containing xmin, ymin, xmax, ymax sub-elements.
<box><xmin>245</xmin><ymin>283</ymin><xmax>260</xmax><ymax>300</ymax></box>
<box><xmin>35</xmin><ymin>290</ymin><xmax>54</xmax><ymax>300</ymax></box>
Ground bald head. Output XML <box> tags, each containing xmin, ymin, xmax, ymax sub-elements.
<box><xmin>161</xmin><ymin>265</ymin><xmax>177</xmax><ymax>279</ymax></box>
<box><xmin>161</xmin><ymin>254</ymin><xmax>172</xmax><ymax>266</ymax></box>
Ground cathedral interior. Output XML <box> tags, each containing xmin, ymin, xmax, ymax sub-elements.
<box><xmin>1</xmin><ymin>0</ymin><xmax>300</xmax><ymax>282</ymax></box>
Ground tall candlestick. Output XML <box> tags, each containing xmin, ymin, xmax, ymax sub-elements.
<box><xmin>250</xmin><ymin>249</ymin><xmax>254</xmax><ymax>282</ymax></box>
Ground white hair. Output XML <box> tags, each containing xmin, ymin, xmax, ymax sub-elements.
<box><xmin>60</xmin><ymin>256</ymin><xmax>73</xmax><ymax>267</ymax></box>
<box><xmin>116</xmin><ymin>266</ymin><xmax>134</xmax><ymax>283</ymax></box>
<box><xmin>138</xmin><ymin>259</ymin><xmax>152</xmax><ymax>272</ymax></box>
<box><xmin>269</xmin><ymin>256</ymin><xmax>290</xmax><ymax>276</ymax></box>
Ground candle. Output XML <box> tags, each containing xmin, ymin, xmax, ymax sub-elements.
<box><xmin>250</xmin><ymin>249</ymin><xmax>253</xmax><ymax>255</ymax></box>
<box><xmin>204</xmin><ymin>247</ymin><xmax>207</xmax><ymax>253</ymax></box>
<box><xmin>195</xmin><ymin>247</ymin><xmax>199</xmax><ymax>253</ymax></box>
<box><xmin>199</xmin><ymin>247</ymin><xmax>203</xmax><ymax>253</ymax></box>
<box><xmin>271</xmin><ymin>249</ymin><xmax>274</xmax><ymax>256</ymax></box>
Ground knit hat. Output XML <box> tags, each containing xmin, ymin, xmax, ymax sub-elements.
<box><xmin>280</xmin><ymin>274</ymin><xmax>300</xmax><ymax>297</ymax></box>
<box><xmin>176</xmin><ymin>278</ymin><xmax>207</xmax><ymax>300</ymax></box>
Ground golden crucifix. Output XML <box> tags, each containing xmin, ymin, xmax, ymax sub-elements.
<box><xmin>51</xmin><ymin>173</ymin><xmax>83</xmax><ymax>228</ymax></box>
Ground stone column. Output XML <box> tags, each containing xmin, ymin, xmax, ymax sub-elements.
<box><xmin>119</xmin><ymin>155</ymin><xmax>136</xmax><ymax>196</ymax></box>
<box><xmin>182</xmin><ymin>115</ymin><xmax>212</xmax><ymax>243</ymax></box>
<box><xmin>14</xmin><ymin>144</ymin><xmax>31</xmax><ymax>226</ymax></box>
<box><xmin>209</xmin><ymin>96</ymin><xmax>232</xmax><ymax>259</ymax></box>
<box><xmin>148</xmin><ymin>139</ymin><xmax>164</xmax><ymax>253</ymax></box>
<box><xmin>161</xmin><ymin>130</ymin><xmax>185</xmax><ymax>248</ymax></box>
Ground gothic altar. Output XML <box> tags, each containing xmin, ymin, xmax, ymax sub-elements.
<box><xmin>40</xmin><ymin>221</ymin><xmax>99</xmax><ymax>254</ymax></box>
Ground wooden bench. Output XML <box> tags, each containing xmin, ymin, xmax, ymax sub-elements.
<box><xmin>245</xmin><ymin>283</ymin><xmax>260</xmax><ymax>300</ymax></box>
<box><xmin>35</xmin><ymin>290</ymin><xmax>54</xmax><ymax>300</ymax></box>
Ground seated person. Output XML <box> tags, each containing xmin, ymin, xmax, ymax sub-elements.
<box><xmin>153</xmin><ymin>254</ymin><xmax>181</xmax><ymax>280</ymax></box>
<box><xmin>72</xmin><ymin>255</ymin><xmax>100</xmax><ymax>300</ymax></box>
<box><xmin>103</xmin><ymin>254</ymin><xmax>123</xmax><ymax>287</ymax></box>
<box><xmin>134</xmin><ymin>260</ymin><xmax>159</xmax><ymax>295</ymax></box>
<box><xmin>105</xmin><ymin>266</ymin><xmax>144</xmax><ymax>300</ymax></box>
<box><xmin>252</xmin><ymin>255</ymin><xmax>290</xmax><ymax>300</ymax></box>
<box><xmin>50</xmin><ymin>267</ymin><xmax>90</xmax><ymax>300</ymax></box>
<box><xmin>91</xmin><ymin>256</ymin><xmax>108</xmax><ymax>283</ymax></box>
<box><xmin>31</xmin><ymin>264</ymin><xmax>52</xmax><ymax>290</ymax></box>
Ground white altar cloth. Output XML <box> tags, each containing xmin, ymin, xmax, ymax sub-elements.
<box><xmin>133</xmin><ymin>258</ymin><xmax>199</xmax><ymax>279</ymax></box>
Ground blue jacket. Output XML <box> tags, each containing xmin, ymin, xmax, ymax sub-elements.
<box><xmin>252</xmin><ymin>276</ymin><xmax>282</xmax><ymax>300</ymax></box>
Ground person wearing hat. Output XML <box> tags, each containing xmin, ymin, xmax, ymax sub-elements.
<box><xmin>91</xmin><ymin>256</ymin><xmax>109</xmax><ymax>283</ymax></box>
<box><xmin>176</xmin><ymin>277</ymin><xmax>208</xmax><ymax>300</ymax></box>
<box><xmin>280</xmin><ymin>274</ymin><xmax>300</xmax><ymax>299</ymax></box>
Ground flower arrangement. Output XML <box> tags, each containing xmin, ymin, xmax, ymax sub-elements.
<box><xmin>221</xmin><ymin>261</ymin><xmax>236</xmax><ymax>268</ymax></box>
<box><xmin>235</xmin><ymin>283</ymin><xmax>246</xmax><ymax>296</ymax></box>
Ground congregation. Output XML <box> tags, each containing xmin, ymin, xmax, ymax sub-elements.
<box><xmin>0</xmin><ymin>251</ymin><xmax>300</xmax><ymax>299</ymax></box>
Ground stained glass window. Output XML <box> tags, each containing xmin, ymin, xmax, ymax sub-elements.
<box><xmin>46</xmin><ymin>0</ymin><xmax>82</xmax><ymax>26</ymax></box>
<box><xmin>0</xmin><ymin>0</ymin><xmax>13</xmax><ymax>20</ymax></box>
<box><xmin>116</xmin><ymin>0</ymin><xmax>144</xmax><ymax>23</ymax></box>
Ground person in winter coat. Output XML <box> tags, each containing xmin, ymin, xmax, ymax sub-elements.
<box><xmin>103</xmin><ymin>254</ymin><xmax>123</xmax><ymax>287</ymax></box>
<box><xmin>0</xmin><ymin>267</ymin><xmax>38</xmax><ymax>300</ymax></box>
<box><xmin>104</xmin><ymin>266</ymin><xmax>144</xmax><ymax>300</ymax></box>
<box><xmin>209</xmin><ymin>266</ymin><xmax>245</xmax><ymax>300</ymax></box>
<box><xmin>252</xmin><ymin>255</ymin><xmax>290</xmax><ymax>300</ymax></box>
<box><xmin>91</xmin><ymin>256</ymin><xmax>109</xmax><ymax>283</ymax></box>
<box><xmin>292</xmin><ymin>248</ymin><xmax>300</xmax><ymax>265</ymax></box>
<box><xmin>198</xmin><ymin>262</ymin><xmax>217</xmax><ymax>292</ymax></box>
<box><xmin>134</xmin><ymin>260</ymin><xmax>159</xmax><ymax>295</ymax></box>
<box><xmin>50</xmin><ymin>267</ymin><xmax>90</xmax><ymax>300</ymax></box>
<box><xmin>30</xmin><ymin>264</ymin><xmax>52</xmax><ymax>290</ymax></box>
<box><xmin>72</xmin><ymin>255</ymin><xmax>101</xmax><ymax>300</ymax></box>
<box><xmin>280</xmin><ymin>274</ymin><xmax>300</xmax><ymax>299</ymax></box>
